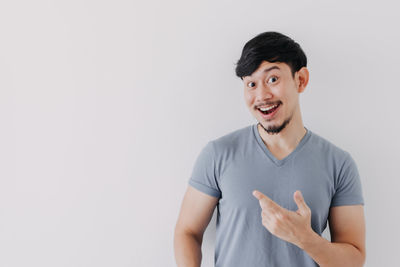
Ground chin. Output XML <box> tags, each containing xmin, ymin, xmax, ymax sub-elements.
<box><xmin>259</xmin><ymin>118</ymin><xmax>290</xmax><ymax>135</ymax></box>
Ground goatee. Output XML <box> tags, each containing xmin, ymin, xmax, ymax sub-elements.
<box><xmin>258</xmin><ymin>116</ymin><xmax>292</xmax><ymax>135</ymax></box>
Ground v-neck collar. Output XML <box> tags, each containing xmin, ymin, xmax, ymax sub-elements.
<box><xmin>252</xmin><ymin>123</ymin><xmax>312</xmax><ymax>167</ymax></box>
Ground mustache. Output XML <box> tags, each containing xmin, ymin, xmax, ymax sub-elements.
<box><xmin>255</xmin><ymin>101</ymin><xmax>282</xmax><ymax>109</ymax></box>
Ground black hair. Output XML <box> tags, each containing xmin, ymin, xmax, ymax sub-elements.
<box><xmin>235</xmin><ymin>31</ymin><xmax>307</xmax><ymax>79</ymax></box>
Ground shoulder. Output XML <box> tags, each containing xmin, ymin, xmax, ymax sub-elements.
<box><xmin>194</xmin><ymin>124</ymin><xmax>253</xmax><ymax>163</ymax></box>
<box><xmin>204</xmin><ymin>124</ymin><xmax>254</xmax><ymax>175</ymax></box>
<box><xmin>306</xmin><ymin>129</ymin><xmax>362</xmax><ymax>190</ymax></box>
<box><xmin>209</xmin><ymin>124</ymin><xmax>254</xmax><ymax>153</ymax></box>
<box><xmin>307</xmin><ymin>129</ymin><xmax>351</xmax><ymax>159</ymax></box>
<box><xmin>306</xmin><ymin>129</ymin><xmax>358</xmax><ymax>175</ymax></box>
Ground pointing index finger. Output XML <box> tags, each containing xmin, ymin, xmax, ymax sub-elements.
<box><xmin>252</xmin><ymin>190</ymin><xmax>266</xmax><ymax>200</ymax></box>
<box><xmin>252</xmin><ymin>190</ymin><xmax>280</xmax><ymax>211</ymax></box>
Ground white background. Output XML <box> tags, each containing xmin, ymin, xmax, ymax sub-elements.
<box><xmin>0</xmin><ymin>0</ymin><xmax>399</xmax><ymax>266</ymax></box>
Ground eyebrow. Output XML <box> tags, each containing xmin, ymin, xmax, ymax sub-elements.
<box><xmin>242</xmin><ymin>65</ymin><xmax>280</xmax><ymax>80</ymax></box>
<box><xmin>244</xmin><ymin>65</ymin><xmax>281</xmax><ymax>80</ymax></box>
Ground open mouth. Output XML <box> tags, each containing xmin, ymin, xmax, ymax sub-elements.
<box><xmin>257</xmin><ymin>103</ymin><xmax>281</xmax><ymax>115</ymax></box>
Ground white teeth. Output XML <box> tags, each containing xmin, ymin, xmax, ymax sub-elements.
<box><xmin>259</xmin><ymin>104</ymin><xmax>278</xmax><ymax>111</ymax></box>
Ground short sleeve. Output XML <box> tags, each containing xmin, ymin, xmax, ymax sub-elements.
<box><xmin>188</xmin><ymin>141</ymin><xmax>221</xmax><ymax>198</ymax></box>
<box><xmin>330</xmin><ymin>151</ymin><xmax>365</xmax><ymax>207</ymax></box>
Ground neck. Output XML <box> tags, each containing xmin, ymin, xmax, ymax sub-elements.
<box><xmin>257</xmin><ymin>109</ymin><xmax>307</xmax><ymax>152</ymax></box>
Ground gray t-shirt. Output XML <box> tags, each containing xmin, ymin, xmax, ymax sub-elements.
<box><xmin>188</xmin><ymin>123</ymin><xmax>364</xmax><ymax>267</ymax></box>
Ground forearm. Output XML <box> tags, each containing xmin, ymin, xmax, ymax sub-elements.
<box><xmin>174</xmin><ymin>231</ymin><xmax>202</xmax><ymax>267</ymax></box>
<box><xmin>299</xmin><ymin>231</ymin><xmax>365</xmax><ymax>267</ymax></box>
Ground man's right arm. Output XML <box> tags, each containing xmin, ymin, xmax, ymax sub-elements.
<box><xmin>174</xmin><ymin>185</ymin><xmax>219</xmax><ymax>267</ymax></box>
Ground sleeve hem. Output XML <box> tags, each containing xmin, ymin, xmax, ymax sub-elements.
<box><xmin>330</xmin><ymin>198</ymin><xmax>364</xmax><ymax>207</ymax></box>
<box><xmin>189</xmin><ymin>179</ymin><xmax>221</xmax><ymax>198</ymax></box>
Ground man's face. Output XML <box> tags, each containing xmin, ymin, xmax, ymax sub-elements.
<box><xmin>243</xmin><ymin>61</ymin><xmax>304</xmax><ymax>135</ymax></box>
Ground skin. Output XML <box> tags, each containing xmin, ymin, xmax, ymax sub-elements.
<box><xmin>174</xmin><ymin>60</ymin><xmax>366</xmax><ymax>267</ymax></box>
<box><xmin>253</xmin><ymin>189</ymin><xmax>313</xmax><ymax>247</ymax></box>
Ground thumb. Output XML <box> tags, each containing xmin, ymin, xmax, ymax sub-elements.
<box><xmin>294</xmin><ymin>190</ymin><xmax>309</xmax><ymax>214</ymax></box>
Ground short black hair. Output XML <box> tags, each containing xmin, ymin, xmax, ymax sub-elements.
<box><xmin>235</xmin><ymin>31</ymin><xmax>307</xmax><ymax>79</ymax></box>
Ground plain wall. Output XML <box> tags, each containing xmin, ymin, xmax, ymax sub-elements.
<box><xmin>0</xmin><ymin>0</ymin><xmax>399</xmax><ymax>266</ymax></box>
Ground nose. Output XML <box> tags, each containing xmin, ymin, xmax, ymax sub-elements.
<box><xmin>255</xmin><ymin>83</ymin><xmax>273</xmax><ymax>102</ymax></box>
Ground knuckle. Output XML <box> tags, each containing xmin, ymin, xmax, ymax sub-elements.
<box><xmin>271</xmin><ymin>216</ymin><xmax>279</xmax><ymax>225</ymax></box>
<box><xmin>276</xmin><ymin>212</ymin><xmax>287</xmax><ymax>221</ymax></box>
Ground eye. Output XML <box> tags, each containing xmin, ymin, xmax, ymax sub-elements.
<box><xmin>267</xmin><ymin>76</ymin><xmax>278</xmax><ymax>83</ymax></box>
<box><xmin>247</xmin><ymin>81</ymin><xmax>256</xmax><ymax>88</ymax></box>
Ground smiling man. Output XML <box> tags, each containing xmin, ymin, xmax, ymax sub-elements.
<box><xmin>174</xmin><ymin>31</ymin><xmax>366</xmax><ymax>267</ymax></box>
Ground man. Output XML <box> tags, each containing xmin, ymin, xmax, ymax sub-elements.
<box><xmin>174</xmin><ymin>31</ymin><xmax>366</xmax><ymax>267</ymax></box>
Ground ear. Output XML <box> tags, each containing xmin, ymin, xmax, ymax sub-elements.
<box><xmin>296</xmin><ymin>67</ymin><xmax>309</xmax><ymax>93</ymax></box>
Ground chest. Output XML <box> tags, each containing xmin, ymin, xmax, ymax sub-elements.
<box><xmin>217</xmin><ymin>158</ymin><xmax>335</xmax><ymax>232</ymax></box>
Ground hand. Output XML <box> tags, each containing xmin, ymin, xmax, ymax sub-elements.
<box><xmin>252</xmin><ymin>190</ymin><xmax>314</xmax><ymax>248</ymax></box>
